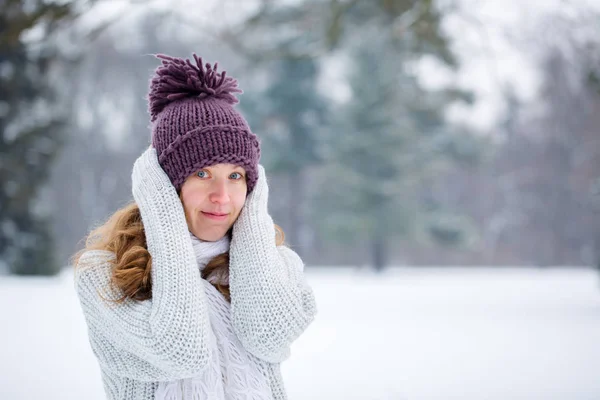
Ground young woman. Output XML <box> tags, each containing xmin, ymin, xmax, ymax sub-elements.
<box><xmin>73</xmin><ymin>53</ymin><xmax>317</xmax><ymax>400</ymax></box>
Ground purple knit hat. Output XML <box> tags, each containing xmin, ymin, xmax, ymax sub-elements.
<box><xmin>148</xmin><ymin>53</ymin><xmax>260</xmax><ymax>192</ymax></box>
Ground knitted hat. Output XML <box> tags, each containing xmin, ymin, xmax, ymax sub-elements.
<box><xmin>148</xmin><ymin>53</ymin><xmax>260</xmax><ymax>192</ymax></box>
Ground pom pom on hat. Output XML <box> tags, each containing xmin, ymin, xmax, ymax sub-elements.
<box><xmin>148</xmin><ymin>54</ymin><xmax>243</xmax><ymax>122</ymax></box>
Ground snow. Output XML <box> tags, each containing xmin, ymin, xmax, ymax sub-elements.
<box><xmin>1</xmin><ymin>266</ymin><xmax>600</xmax><ymax>400</ymax></box>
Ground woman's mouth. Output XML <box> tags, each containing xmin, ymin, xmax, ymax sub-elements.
<box><xmin>201</xmin><ymin>211</ymin><xmax>228</xmax><ymax>221</ymax></box>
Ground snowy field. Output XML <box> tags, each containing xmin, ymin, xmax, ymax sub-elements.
<box><xmin>1</xmin><ymin>266</ymin><xmax>600</xmax><ymax>400</ymax></box>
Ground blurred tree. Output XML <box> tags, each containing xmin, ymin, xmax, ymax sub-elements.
<box><xmin>225</xmin><ymin>0</ymin><xmax>479</xmax><ymax>268</ymax></box>
<box><xmin>521</xmin><ymin>50</ymin><xmax>597</xmax><ymax>265</ymax></box>
<box><xmin>49</xmin><ymin>11</ymin><xmax>192</xmax><ymax>266</ymax></box>
<box><xmin>241</xmin><ymin>55</ymin><xmax>328</xmax><ymax>257</ymax></box>
<box><xmin>313</xmin><ymin>29</ymin><xmax>479</xmax><ymax>270</ymax></box>
<box><xmin>482</xmin><ymin>37</ymin><xmax>600</xmax><ymax>266</ymax></box>
<box><xmin>221</xmin><ymin>0</ymin><xmax>457</xmax><ymax>62</ymax></box>
<box><xmin>585</xmin><ymin>39</ymin><xmax>600</xmax><ymax>272</ymax></box>
<box><xmin>0</xmin><ymin>0</ymin><xmax>76</xmax><ymax>275</ymax></box>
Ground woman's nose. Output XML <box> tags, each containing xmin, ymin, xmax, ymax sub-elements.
<box><xmin>209</xmin><ymin>180</ymin><xmax>230</xmax><ymax>204</ymax></box>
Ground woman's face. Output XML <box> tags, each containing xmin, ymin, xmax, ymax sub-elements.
<box><xmin>180</xmin><ymin>163</ymin><xmax>247</xmax><ymax>242</ymax></box>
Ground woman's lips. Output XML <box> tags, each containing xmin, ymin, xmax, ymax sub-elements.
<box><xmin>201</xmin><ymin>211</ymin><xmax>228</xmax><ymax>221</ymax></box>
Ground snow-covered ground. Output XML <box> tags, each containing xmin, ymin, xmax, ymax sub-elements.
<box><xmin>1</xmin><ymin>266</ymin><xmax>600</xmax><ymax>400</ymax></box>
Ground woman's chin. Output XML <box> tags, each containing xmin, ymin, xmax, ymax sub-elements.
<box><xmin>190</xmin><ymin>226</ymin><xmax>228</xmax><ymax>242</ymax></box>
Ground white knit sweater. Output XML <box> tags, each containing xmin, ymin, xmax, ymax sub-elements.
<box><xmin>74</xmin><ymin>148</ymin><xmax>317</xmax><ymax>400</ymax></box>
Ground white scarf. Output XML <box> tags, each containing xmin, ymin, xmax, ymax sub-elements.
<box><xmin>155</xmin><ymin>233</ymin><xmax>273</xmax><ymax>400</ymax></box>
<box><xmin>189</xmin><ymin>232</ymin><xmax>231</xmax><ymax>285</ymax></box>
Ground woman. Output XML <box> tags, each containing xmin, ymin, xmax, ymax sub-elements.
<box><xmin>73</xmin><ymin>53</ymin><xmax>317</xmax><ymax>400</ymax></box>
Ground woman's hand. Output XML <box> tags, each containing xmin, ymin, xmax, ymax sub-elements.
<box><xmin>229</xmin><ymin>164</ymin><xmax>317</xmax><ymax>363</ymax></box>
<box><xmin>239</xmin><ymin>164</ymin><xmax>269</xmax><ymax>219</ymax></box>
<box><xmin>132</xmin><ymin>146</ymin><xmax>170</xmax><ymax>198</ymax></box>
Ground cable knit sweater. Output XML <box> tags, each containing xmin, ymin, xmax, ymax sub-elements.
<box><xmin>74</xmin><ymin>148</ymin><xmax>317</xmax><ymax>400</ymax></box>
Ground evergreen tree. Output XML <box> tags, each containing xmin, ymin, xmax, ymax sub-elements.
<box><xmin>242</xmin><ymin>55</ymin><xmax>327</xmax><ymax>255</ymax></box>
<box><xmin>227</xmin><ymin>0</ymin><xmax>475</xmax><ymax>266</ymax></box>
<box><xmin>0</xmin><ymin>1</ymin><xmax>74</xmax><ymax>274</ymax></box>
<box><xmin>313</xmin><ymin>26</ymin><xmax>478</xmax><ymax>270</ymax></box>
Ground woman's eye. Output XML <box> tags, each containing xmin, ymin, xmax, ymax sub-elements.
<box><xmin>230</xmin><ymin>172</ymin><xmax>243</xmax><ymax>180</ymax></box>
<box><xmin>196</xmin><ymin>170</ymin><xmax>209</xmax><ymax>178</ymax></box>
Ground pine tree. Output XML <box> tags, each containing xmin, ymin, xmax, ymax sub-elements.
<box><xmin>242</xmin><ymin>55</ymin><xmax>328</xmax><ymax>255</ymax></box>
<box><xmin>0</xmin><ymin>1</ymin><xmax>74</xmax><ymax>275</ymax></box>
<box><xmin>313</xmin><ymin>27</ymin><xmax>478</xmax><ymax>270</ymax></box>
<box><xmin>228</xmin><ymin>0</ymin><xmax>480</xmax><ymax>267</ymax></box>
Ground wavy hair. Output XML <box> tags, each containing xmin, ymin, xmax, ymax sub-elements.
<box><xmin>72</xmin><ymin>201</ymin><xmax>285</xmax><ymax>303</ymax></box>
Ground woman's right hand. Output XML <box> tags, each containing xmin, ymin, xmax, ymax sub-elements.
<box><xmin>131</xmin><ymin>146</ymin><xmax>171</xmax><ymax>201</ymax></box>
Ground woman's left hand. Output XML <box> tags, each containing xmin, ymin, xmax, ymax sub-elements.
<box><xmin>229</xmin><ymin>164</ymin><xmax>317</xmax><ymax>364</ymax></box>
<box><xmin>238</xmin><ymin>164</ymin><xmax>270</xmax><ymax>222</ymax></box>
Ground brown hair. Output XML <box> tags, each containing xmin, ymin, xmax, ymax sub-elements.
<box><xmin>72</xmin><ymin>201</ymin><xmax>285</xmax><ymax>303</ymax></box>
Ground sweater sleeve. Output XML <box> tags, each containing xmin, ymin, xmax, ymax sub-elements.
<box><xmin>74</xmin><ymin>147</ymin><xmax>214</xmax><ymax>382</ymax></box>
<box><xmin>229</xmin><ymin>196</ymin><xmax>317</xmax><ymax>364</ymax></box>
